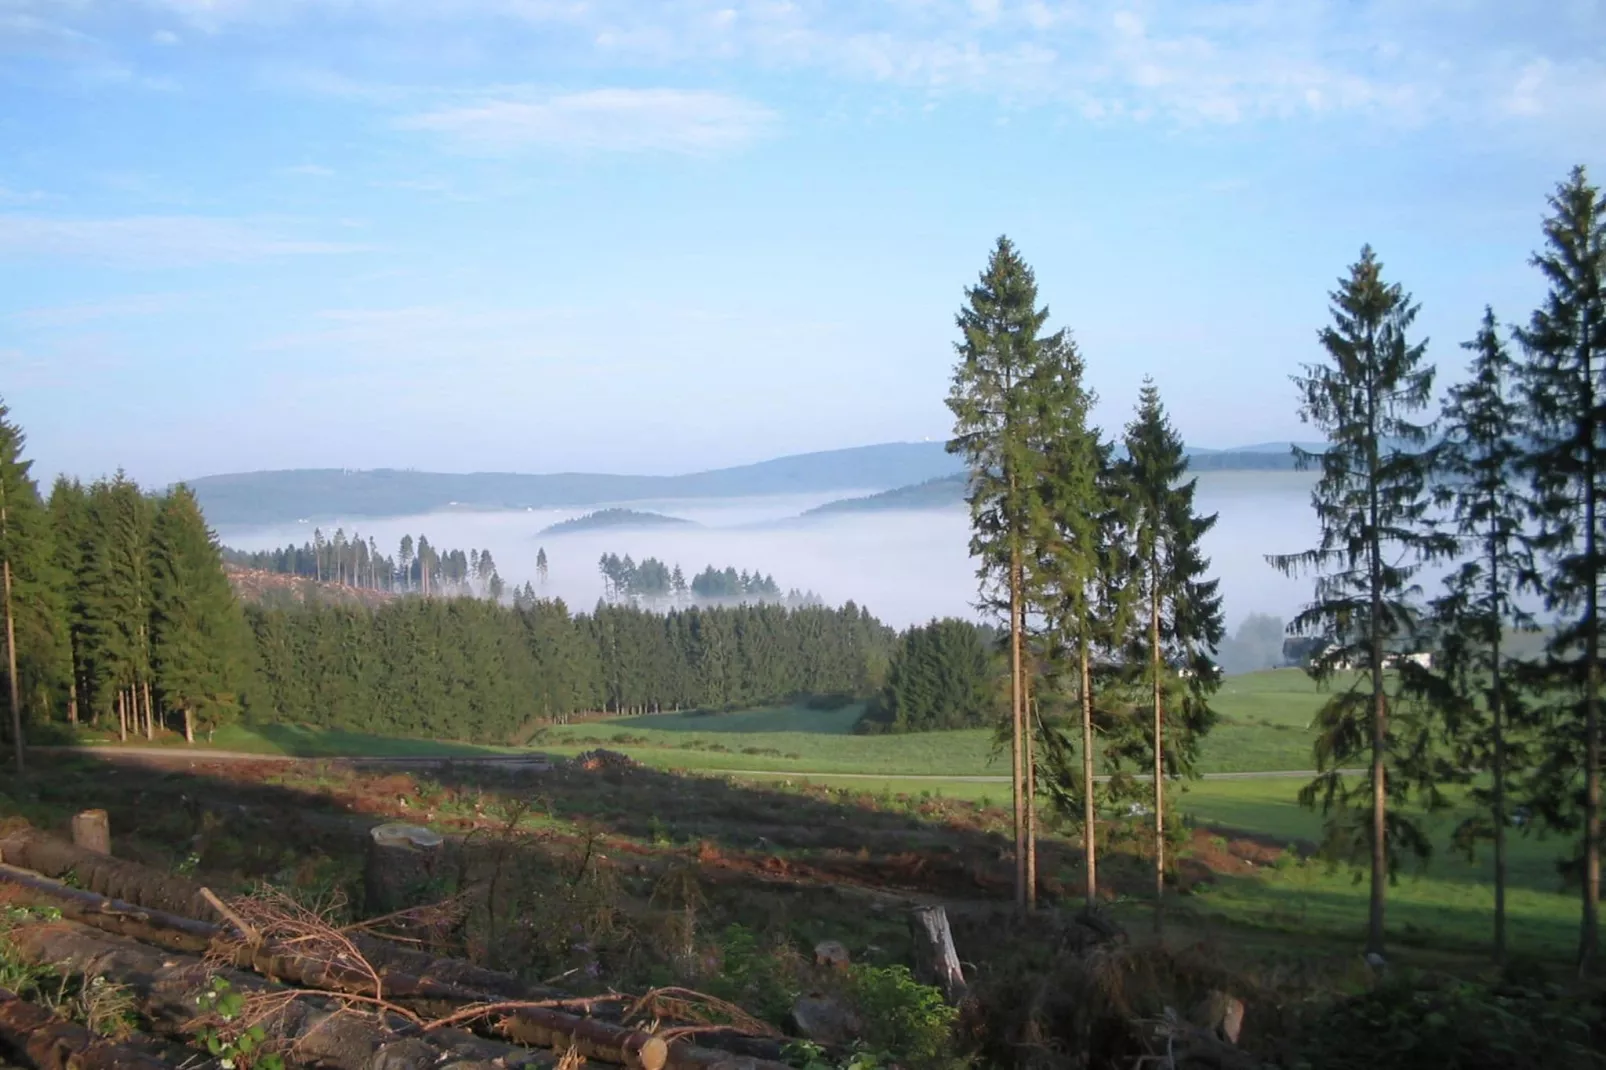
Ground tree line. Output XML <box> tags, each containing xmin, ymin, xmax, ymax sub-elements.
<box><xmin>595</xmin><ymin>553</ymin><xmax>820</xmax><ymax>608</ymax></box>
<box><xmin>223</xmin><ymin>531</ymin><xmax>505</xmax><ymax>600</ymax></box>
<box><xmin>245</xmin><ymin>598</ymin><xmax>892</xmax><ymax>739</ymax></box>
<box><xmin>953</xmin><ymin>165</ymin><xmax>1606</xmax><ymax>974</ymax></box>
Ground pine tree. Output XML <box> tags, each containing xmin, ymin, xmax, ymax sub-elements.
<box><xmin>399</xmin><ymin>536</ymin><xmax>415</xmax><ymax>592</ymax></box>
<box><xmin>0</xmin><ymin>400</ymin><xmax>56</xmax><ymax>775</ymax></box>
<box><xmin>537</xmin><ymin>547</ymin><xmax>550</xmax><ymax>595</ymax></box>
<box><xmin>150</xmin><ymin>486</ymin><xmax>246</xmax><ymax>743</ymax></box>
<box><xmin>48</xmin><ymin>477</ymin><xmax>91</xmax><ymax>726</ymax></box>
<box><xmin>1516</xmin><ymin>165</ymin><xmax>1606</xmax><ymax>973</ymax></box>
<box><xmin>1115</xmin><ymin>380</ymin><xmax>1225</xmax><ymax>932</ymax></box>
<box><xmin>947</xmin><ymin>235</ymin><xmax>1060</xmax><ymax>911</ymax></box>
<box><xmin>1268</xmin><ymin>246</ymin><xmax>1450</xmax><ymax>959</ymax></box>
<box><xmin>1422</xmin><ymin>307</ymin><xmax>1535</xmax><ymax>963</ymax></box>
<box><xmin>1031</xmin><ymin>342</ymin><xmax>1120</xmax><ymax>911</ymax></box>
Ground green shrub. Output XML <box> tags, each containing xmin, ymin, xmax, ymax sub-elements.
<box><xmin>841</xmin><ymin>964</ymin><xmax>959</xmax><ymax>1070</ymax></box>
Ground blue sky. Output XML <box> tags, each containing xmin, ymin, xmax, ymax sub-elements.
<box><xmin>1</xmin><ymin>0</ymin><xmax>1603</xmax><ymax>486</ymax></box>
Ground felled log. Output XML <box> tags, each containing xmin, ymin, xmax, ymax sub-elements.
<box><xmin>69</xmin><ymin>811</ymin><xmax>110</xmax><ymax>856</ymax></box>
<box><xmin>0</xmin><ymin>829</ymin><xmax>213</xmax><ymax>920</ymax></box>
<box><xmin>0</xmin><ymin>986</ymin><xmax>174</xmax><ymax>1070</ymax></box>
<box><xmin>0</xmin><ymin>863</ymin><xmax>218</xmax><ymax>952</ymax></box>
<box><xmin>0</xmin><ymin>838</ymin><xmax>791</xmax><ymax>1070</ymax></box>
<box><xmin>0</xmin><ymin>864</ymin><xmax>616</xmax><ymax>1024</ymax></box>
<box><xmin>908</xmin><ymin>905</ymin><xmax>966</xmax><ymax>1005</ymax></box>
<box><xmin>4</xmin><ymin>921</ymin><xmax>555</xmax><ymax>1070</ymax></box>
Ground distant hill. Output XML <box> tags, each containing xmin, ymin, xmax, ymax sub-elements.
<box><xmin>801</xmin><ymin>447</ymin><xmax>1306</xmax><ymax>516</ymax></box>
<box><xmin>186</xmin><ymin>441</ymin><xmax>964</xmax><ymax>527</ymax></box>
<box><xmin>187</xmin><ymin>440</ymin><xmax>1315</xmax><ymax>528</ymax></box>
<box><xmin>802</xmin><ymin>474</ymin><xmax>966</xmax><ymax>516</ymax></box>
<box><xmin>540</xmin><ymin>508</ymin><xmax>695</xmax><ymax>536</ymax></box>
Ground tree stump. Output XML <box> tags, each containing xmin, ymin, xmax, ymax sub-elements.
<box><xmin>363</xmin><ymin>823</ymin><xmax>446</xmax><ymax>918</ymax></box>
<box><xmin>70</xmin><ymin>810</ymin><xmax>110</xmax><ymax>856</ymax></box>
<box><xmin>908</xmin><ymin>905</ymin><xmax>966</xmax><ymax>1004</ymax></box>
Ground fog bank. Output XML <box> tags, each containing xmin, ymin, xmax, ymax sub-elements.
<box><xmin>217</xmin><ymin>470</ymin><xmax>1458</xmax><ymax>632</ymax></box>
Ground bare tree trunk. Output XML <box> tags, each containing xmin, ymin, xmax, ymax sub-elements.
<box><xmin>1025</xmin><ymin>690</ymin><xmax>1037</xmax><ymax>913</ymax></box>
<box><xmin>3</xmin><ymin>556</ymin><xmax>20</xmax><ymax>780</ymax></box>
<box><xmin>1081</xmin><ymin>636</ymin><xmax>1097</xmax><ymax>907</ymax></box>
<box><xmin>184</xmin><ymin>706</ymin><xmax>194</xmax><ymax>745</ymax></box>
<box><xmin>1583</xmin><ymin>432</ymin><xmax>1600</xmax><ymax>975</ymax></box>
<box><xmin>1489</xmin><ymin>548</ymin><xmax>1507</xmax><ymax>964</ymax></box>
<box><xmin>117</xmin><ymin>688</ymin><xmax>127</xmax><ymax>742</ymax></box>
<box><xmin>67</xmin><ymin>656</ymin><xmax>79</xmax><ymax>727</ymax></box>
<box><xmin>1368</xmin><ymin>618</ymin><xmax>1387</xmax><ymax>958</ymax></box>
<box><xmin>1009</xmin><ymin>549</ymin><xmax>1026</xmax><ymax>914</ymax></box>
<box><xmin>1152</xmin><ymin>577</ymin><xmax>1165</xmax><ymax>934</ymax></box>
<box><xmin>143</xmin><ymin>678</ymin><xmax>155</xmax><ymax>740</ymax></box>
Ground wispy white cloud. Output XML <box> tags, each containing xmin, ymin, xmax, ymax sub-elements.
<box><xmin>22</xmin><ymin>0</ymin><xmax>1606</xmax><ymax>132</ymax></box>
<box><xmin>10</xmin><ymin>293</ymin><xmax>188</xmax><ymax>328</ymax></box>
<box><xmin>397</xmin><ymin>87</ymin><xmax>777</xmax><ymax>153</ymax></box>
<box><xmin>0</xmin><ymin>215</ymin><xmax>368</xmax><ymax>266</ymax></box>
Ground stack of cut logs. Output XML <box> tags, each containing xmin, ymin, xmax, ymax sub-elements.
<box><xmin>0</xmin><ymin>815</ymin><xmax>790</xmax><ymax>1070</ymax></box>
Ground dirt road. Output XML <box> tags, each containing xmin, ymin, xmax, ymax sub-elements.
<box><xmin>31</xmin><ymin>745</ymin><xmax>1352</xmax><ymax>781</ymax></box>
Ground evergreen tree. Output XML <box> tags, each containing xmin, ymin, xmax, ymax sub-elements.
<box><xmin>537</xmin><ymin>547</ymin><xmax>550</xmax><ymax>594</ymax></box>
<box><xmin>1268</xmin><ymin>246</ymin><xmax>1450</xmax><ymax>959</ymax></box>
<box><xmin>1421</xmin><ymin>307</ymin><xmax>1535</xmax><ymax>963</ymax></box>
<box><xmin>150</xmin><ymin>486</ymin><xmax>247</xmax><ymax>742</ymax></box>
<box><xmin>1516</xmin><ymin>165</ymin><xmax>1606</xmax><ymax>973</ymax></box>
<box><xmin>1114</xmin><ymin>380</ymin><xmax>1225</xmax><ymax>931</ymax></box>
<box><xmin>47</xmin><ymin>477</ymin><xmax>91</xmax><ymax>726</ymax></box>
<box><xmin>0</xmin><ymin>399</ymin><xmax>56</xmax><ymax>775</ymax></box>
<box><xmin>1029</xmin><ymin>332</ymin><xmax>1119</xmax><ymax>911</ymax></box>
<box><xmin>947</xmin><ymin>235</ymin><xmax>1059</xmax><ymax>911</ymax></box>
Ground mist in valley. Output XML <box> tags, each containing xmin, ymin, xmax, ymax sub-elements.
<box><xmin>214</xmin><ymin>468</ymin><xmax>1451</xmax><ymax>659</ymax></box>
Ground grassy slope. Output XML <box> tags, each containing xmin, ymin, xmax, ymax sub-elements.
<box><xmin>61</xmin><ymin>667</ymin><xmax>1584</xmax><ymax>959</ymax></box>
<box><xmin>528</xmin><ymin>669</ymin><xmax>1332</xmax><ymax>776</ymax></box>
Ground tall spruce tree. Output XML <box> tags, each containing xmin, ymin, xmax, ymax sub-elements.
<box><xmin>150</xmin><ymin>486</ymin><xmax>246</xmax><ymax>743</ymax></box>
<box><xmin>0</xmin><ymin>400</ymin><xmax>54</xmax><ymax>775</ymax></box>
<box><xmin>1516</xmin><ymin>165</ymin><xmax>1606</xmax><ymax>973</ymax></box>
<box><xmin>947</xmin><ymin>235</ymin><xmax>1058</xmax><ymax>911</ymax></box>
<box><xmin>1268</xmin><ymin>246</ymin><xmax>1449</xmax><ymax>958</ymax></box>
<box><xmin>1030</xmin><ymin>330</ymin><xmax>1117</xmax><ymax>909</ymax></box>
<box><xmin>1423</xmin><ymin>307</ymin><xmax>1535</xmax><ymax>963</ymax></box>
<box><xmin>47</xmin><ymin>477</ymin><xmax>91</xmax><ymax>726</ymax></box>
<box><xmin>1116</xmin><ymin>380</ymin><xmax>1225</xmax><ymax>931</ymax></box>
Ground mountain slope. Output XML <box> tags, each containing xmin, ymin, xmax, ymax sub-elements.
<box><xmin>186</xmin><ymin>441</ymin><xmax>963</xmax><ymax>527</ymax></box>
<box><xmin>186</xmin><ymin>440</ymin><xmax>1313</xmax><ymax>528</ymax></box>
<box><xmin>801</xmin><ymin>474</ymin><xmax>967</xmax><ymax>516</ymax></box>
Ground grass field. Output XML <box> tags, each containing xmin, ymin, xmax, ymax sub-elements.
<box><xmin>526</xmin><ymin>669</ymin><xmax>1336</xmax><ymax>776</ymax></box>
<box><xmin>43</xmin><ymin>667</ymin><xmax>1592</xmax><ymax>964</ymax></box>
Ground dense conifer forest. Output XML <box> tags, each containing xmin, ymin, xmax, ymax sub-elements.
<box><xmin>0</xmin><ymin>426</ymin><xmax>898</xmax><ymax>749</ymax></box>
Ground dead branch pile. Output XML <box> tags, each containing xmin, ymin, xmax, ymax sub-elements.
<box><xmin>0</xmin><ymin>829</ymin><xmax>793</xmax><ymax>1070</ymax></box>
<box><xmin>5</xmin><ymin>921</ymin><xmax>553</xmax><ymax>1070</ymax></box>
<box><xmin>569</xmin><ymin>750</ymin><xmax>639</xmax><ymax>772</ymax></box>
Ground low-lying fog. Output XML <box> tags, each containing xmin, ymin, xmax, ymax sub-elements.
<box><xmin>217</xmin><ymin>470</ymin><xmax>1460</xmax><ymax>642</ymax></box>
